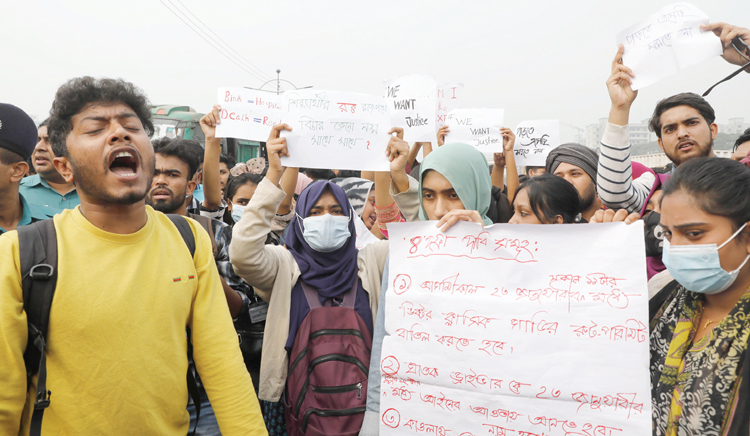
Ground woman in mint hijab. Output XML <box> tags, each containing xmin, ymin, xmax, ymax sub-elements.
<box><xmin>417</xmin><ymin>142</ymin><xmax>493</xmax><ymax>224</ymax></box>
<box><xmin>383</xmin><ymin>128</ymin><xmax>510</xmax><ymax>229</ymax></box>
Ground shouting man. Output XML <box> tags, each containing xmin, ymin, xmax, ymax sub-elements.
<box><xmin>0</xmin><ymin>77</ymin><xmax>266</xmax><ymax>435</ymax></box>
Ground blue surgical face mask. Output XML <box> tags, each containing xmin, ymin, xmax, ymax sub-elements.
<box><xmin>298</xmin><ymin>213</ymin><xmax>351</xmax><ymax>252</ymax></box>
<box><xmin>231</xmin><ymin>204</ymin><xmax>246</xmax><ymax>223</ymax></box>
<box><xmin>662</xmin><ymin>222</ymin><xmax>750</xmax><ymax>294</ymax></box>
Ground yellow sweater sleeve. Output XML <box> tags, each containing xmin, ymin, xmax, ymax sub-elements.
<box><xmin>0</xmin><ymin>231</ymin><xmax>28</xmax><ymax>435</ymax></box>
<box><xmin>186</xmin><ymin>218</ymin><xmax>268</xmax><ymax>435</ymax></box>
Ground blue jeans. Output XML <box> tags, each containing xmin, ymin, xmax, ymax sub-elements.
<box><xmin>187</xmin><ymin>397</ymin><xmax>221</xmax><ymax>436</ymax></box>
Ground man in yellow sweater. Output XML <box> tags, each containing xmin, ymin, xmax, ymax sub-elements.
<box><xmin>0</xmin><ymin>77</ymin><xmax>267</xmax><ymax>435</ymax></box>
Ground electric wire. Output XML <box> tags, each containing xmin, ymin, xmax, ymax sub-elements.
<box><xmin>160</xmin><ymin>0</ymin><xmax>269</xmax><ymax>83</ymax></box>
<box><xmin>171</xmin><ymin>0</ymin><xmax>272</xmax><ymax>81</ymax></box>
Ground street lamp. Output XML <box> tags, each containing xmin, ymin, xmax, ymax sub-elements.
<box><xmin>246</xmin><ymin>69</ymin><xmax>312</xmax><ymax>95</ymax></box>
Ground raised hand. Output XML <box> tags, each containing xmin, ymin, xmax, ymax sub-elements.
<box><xmin>607</xmin><ymin>45</ymin><xmax>638</xmax><ymax>125</ymax></box>
<box><xmin>386</xmin><ymin>127</ymin><xmax>411</xmax><ymax>193</ymax></box>
<box><xmin>701</xmin><ymin>22</ymin><xmax>750</xmax><ymax>67</ymax></box>
<box><xmin>437</xmin><ymin>125</ymin><xmax>450</xmax><ymax>147</ymax></box>
<box><xmin>199</xmin><ymin>104</ymin><xmax>222</xmax><ymax>139</ymax></box>
<box><xmin>265</xmin><ymin>124</ymin><xmax>292</xmax><ymax>185</ymax></box>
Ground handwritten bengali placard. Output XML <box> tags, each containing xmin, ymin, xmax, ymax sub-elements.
<box><xmin>385</xmin><ymin>74</ymin><xmax>438</xmax><ymax>143</ymax></box>
<box><xmin>279</xmin><ymin>89</ymin><xmax>391</xmax><ymax>171</ymax></box>
<box><xmin>616</xmin><ymin>2</ymin><xmax>722</xmax><ymax>90</ymax></box>
<box><xmin>445</xmin><ymin>108</ymin><xmax>505</xmax><ymax>154</ymax></box>
<box><xmin>513</xmin><ymin>119</ymin><xmax>560</xmax><ymax>167</ymax></box>
<box><xmin>436</xmin><ymin>83</ymin><xmax>463</xmax><ymax>129</ymax></box>
<box><xmin>380</xmin><ymin>221</ymin><xmax>651</xmax><ymax>436</ymax></box>
<box><xmin>214</xmin><ymin>87</ymin><xmax>283</xmax><ymax>141</ymax></box>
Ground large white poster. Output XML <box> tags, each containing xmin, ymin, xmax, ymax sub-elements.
<box><xmin>215</xmin><ymin>87</ymin><xmax>283</xmax><ymax>141</ymax></box>
<box><xmin>381</xmin><ymin>221</ymin><xmax>651</xmax><ymax>436</ymax></box>
<box><xmin>437</xmin><ymin>83</ymin><xmax>464</xmax><ymax>129</ymax></box>
<box><xmin>280</xmin><ymin>89</ymin><xmax>391</xmax><ymax>171</ymax></box>
<box><xmin>513</xmin><ymin>119</ymin><xmax>560</xmax><ymax>167</ymax></box>
<box><xmin>385</xmin><ymin>74</ymin><xmax>438</xmax><ymax>143</ymax></box>
<box><xmin>616</xmin><ymin>2</ymin><xmax>722</xmax><ymax>90</ymax></box>
<box><xmin>446</xmin><ymin>108</ymin><xmax>505</xmax><ymax>153</ymax></box>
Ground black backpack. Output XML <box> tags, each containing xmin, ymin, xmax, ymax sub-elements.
<box><xmin>18</xmin><ymin>215</ymin><xmax>202</xmax><ymax>436</ymax></box>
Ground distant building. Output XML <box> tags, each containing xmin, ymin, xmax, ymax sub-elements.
<box><xmin>629</xmin><ymin>118</ymin><xmax>657</xmax><ymax>145</ymax></box>
<box><xmin>584</xmin><ymin>118</ymin><xmax>607</xmax><ymax>150</ymax></box>
<box><xmin>584</xmin><ymin>117</ymin><xmax>656</xmax><ymax>150</ymax></box>
<box><xmin>720</xmin><ymin>118</ymin><xmax>750</xmax><ymax>136</ymax></box>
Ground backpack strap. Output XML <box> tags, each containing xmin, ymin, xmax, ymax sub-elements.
<box><xmin>187</xmin><ymin>213</ymin><xmax>218</xmax><ymax>259</ymax></box>
<box><xmin>18</xmin><ymin>219</ymin><xmax>58</xmax><ymax>436</ymax></box>
<box><xmin>300</xmin><ymin>278</ymin><xmax>359</xmax><ymax>309</ymax></box>
<box><xmin>166</xmin><ymin>214</ymin><xmax>200</xmax><ymax>436</ymax></box>
<box><xmin>167</xmin><ymin>214</ymin><xmax>196</xmax><ymax>257</ymax></box>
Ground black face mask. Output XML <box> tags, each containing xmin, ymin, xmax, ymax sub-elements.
<box><xmin>644</xmin><ymin>211</ymin><xmax>665</xmax><ymax>257</ymax></box>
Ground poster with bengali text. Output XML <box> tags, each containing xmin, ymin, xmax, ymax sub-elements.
<box><xmin>446</xmin><ymin>108</ymin><xmax>505</xmax><ymax>154</ymax></box>
<box><xmin>381</xmin><ymin>221</ymin><xmax>651</xmax><ymax>436</ymax></box>
<box><xmin>385</xmin><ymin>74</ymin><xmax>438</xmax><ymax>143</ymax></box>
<box><xmin>616</xmin><ymin>2</ymin><xmax>721</xmax><ymax>90</ymax></box>
<box><xmin>437</xmin><ymin>83</ymin><xmax>463</xmax><ymax>129</ymax></box>
<box><xmin>215</xmin><ymin>87</ymin><xmax>283</xmax><ymax>141</ymax></box>
<box><xmin>513</xmin><ymin>120</ymin><xmax>560</xmax><ymax>167</ymax></box>
<box><xmin>280</xmin><ymin>89</ymin><xmax>391</xmax><ymax>171</ymax></box>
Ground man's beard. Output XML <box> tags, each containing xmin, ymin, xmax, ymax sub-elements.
<box><xmin>579</xmin><ymin>181</ymin><xmax>598</xmax><ymax>212</ymax></box>
<box><xmin>146</xmin><ymin>186</ymin><xmax>186</xmax><ymax>214</ymax></box>
<box><xmin>70</xmin><ymin>158</ymin><xmax>153</xmax><ymax>205</ymax></box>
<box><xmin>667</xmin><ymin>137</ymin><xmax>714</xmax><ymax>166</ymax></box>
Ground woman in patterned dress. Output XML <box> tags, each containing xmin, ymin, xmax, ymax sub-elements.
<box><xmin>650</xmin><ymin>157</ymin><xmax>750</xmax><ymax>436</ymax></box>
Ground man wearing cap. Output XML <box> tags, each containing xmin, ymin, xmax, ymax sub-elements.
<box><xmin>546</xmin><ymin>143</ymin><xmax>602</xmax><ymax>223</ymax></box>
<box><xmin>19</xmin><ymin>118</ymin><xmax>79</xmax><ymax>213</ymax></box>
<box><xmin>0</xmin><ymin>103</ymin><xmax>55</xmax><ymax>234</ymax></box>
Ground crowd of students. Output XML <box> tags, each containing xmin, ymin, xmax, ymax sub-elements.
<box><xmin>0</xmin><ymin>20</ymin><xmax>749</xmax><ymax>436</ymax></box>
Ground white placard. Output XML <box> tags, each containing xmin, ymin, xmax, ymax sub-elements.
<box><xmin>446</xmin><ymin>108</ymin><xmax>505</xmax><ymax>153</ymax></box>
<box><xmin>513</xmin><ymin>119</ymin><xmax>560</xmax><ymax>167</ymax></box>
<box><xmin>616</xmin><ymin>2</ymin><xmax>722</xmax><ymax>90</ymax></box>
<box><xmin>279</xmin><ymin>89</ymin><xmax>391</xmax><ymax>171</ymax></box>
<box><xmin>215</xmin><ymin>87</ymin><xmax>283</xmax><ymax>141</ymax></box>
<box><xmin>385</xmin><ymin>74</ymin><xmax>438</xmax><ymax>143</ymax></box>
<box><xmin>380</xmin><ymin>221</ymin><xmax>651</xmax><ymax>436</ymax></box>
<box><xmin>436</xmin><ymin>83</ymin><xmax>463</xmax><ymax>129</ymax></box>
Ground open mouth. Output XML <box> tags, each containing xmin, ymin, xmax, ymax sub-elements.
<box><xmin>108</xmin><ymin>148</ymin><xmax>139</xmax><ymax>177</ymax></box>
<box><xmin>678</xmin><ymin>141</ymin><xmax>694</xmax><ymax>151</ymax></box>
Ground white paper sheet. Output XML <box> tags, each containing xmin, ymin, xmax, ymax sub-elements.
<box><xmin>616</xmin><ymin>2</ymin><xmax>722</xmax><ymax>90</ymax></box>
<box><xmin>215</xmin><ymin>87</ymin><xmax>283</xmax><ymax>141</ymax></box>
<box><xmin>436</xmin><ymin>83</ymin><xmax>463</xmax><ymax>129</ymax></box>
<box><xmin>385</xmin><ymin>74</ymin><xmax>438</xmax><ymax>143</ymax></box>
<box><xmin>381</xmin><ymin>221</ymin><xmax>651</xmax><ymax>436</ymax></box>
<box><xmin>445</xmin><ymin>108</ymin><xmax>505</xmax><ymax>154</ymax></box>
<box><xmin>513</xmin><ymin>119</ymin><xmax>560</xmax><ymax>167</ymax></box>
<box><xmin>279</xmin><ymin>89</ymin><xmax>391</xmax><ymax>171</ymax></box>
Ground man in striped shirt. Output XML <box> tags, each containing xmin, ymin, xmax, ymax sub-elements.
<box><xmin>597</xmin><ymin>21</ymin><xmax>750</xmax><ymax>215</ymax></box>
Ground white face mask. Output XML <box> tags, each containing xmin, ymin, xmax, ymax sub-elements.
<box><xmin>662</xmin><ymin>222</ymin><xmax>750</xmax><ymax>294</ymax></box>
<box><xmin>231</xmin><ymin>204</ymin><xmax>246</xmax><ymax>223</ymax></box>
<box><xmin>298</xmin><ymin>213</ymin><xmax>352</xmax><ymax>252</ymax></box>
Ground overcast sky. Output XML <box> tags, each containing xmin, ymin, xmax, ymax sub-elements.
<box><xmin>2</xmin><ymin>0</ymin><xmax>749</xmax><ymax>142</ymax></box>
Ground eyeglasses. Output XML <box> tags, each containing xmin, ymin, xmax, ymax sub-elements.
<box><xmin>703</xmin><ymin>37</ymin><xmax>750</xmax><ymax>97</ymax></box>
